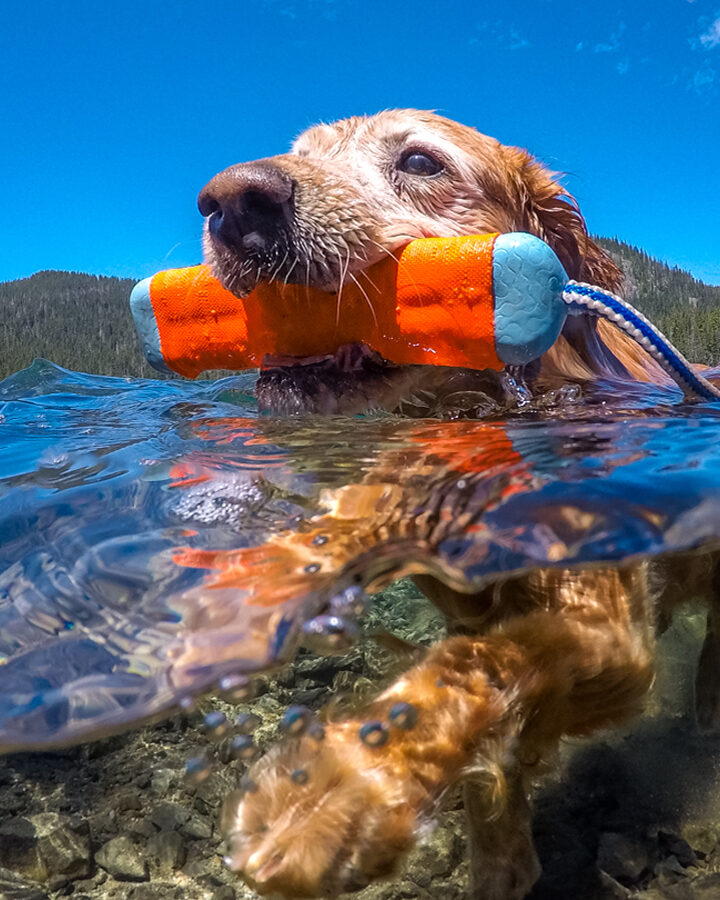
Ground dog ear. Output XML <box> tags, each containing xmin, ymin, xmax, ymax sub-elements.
<box><xmin>505</xmin><ymin>147</ymin><xmax>623</xmax><ymax>293</ymax></box>
<box><xmin>504</xmin><ymin>147</ymin><xmax>665</xmax><ymax>382</ymax></box>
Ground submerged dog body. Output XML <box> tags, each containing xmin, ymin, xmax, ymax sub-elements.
<box><xmin>197</xmin><ymin>111</ymin><xmax>715</xmax><ymax>898</ymax></box>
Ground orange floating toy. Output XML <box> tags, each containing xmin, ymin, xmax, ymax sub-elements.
<box><xmin>130</xmin><ymin>233</ymin><xmax>570</xmax><ymax>378</ymax></box>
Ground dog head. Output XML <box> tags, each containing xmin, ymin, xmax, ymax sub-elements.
<box><xmin>199</xmin><ymin>109</ymin><xmax>620</xmax><ymax>298</ymax></box>
<box><xmin>198</xmin><ymin>110</ymin><xmax>644</xmax><ymax>413</ymax></box>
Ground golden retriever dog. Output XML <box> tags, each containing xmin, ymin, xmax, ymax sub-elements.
<box><xmin>195</xmin><ymin>110</ymin><xmax>719</xmax><ymax>898</ymax></box>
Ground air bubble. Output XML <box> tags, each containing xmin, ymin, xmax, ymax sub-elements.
<box><xmin>279</xmin><ymin>705</ymin><xmax>313</xmax><ymax>736</ymax></box>
<box><xmin>302</xmin><ymin>614</ymin><xmax>358</xmax><ymax>654</ymax></box>
<box><xmin>307</xmin><ymin>722</ymin><xmax>326</xmax><ymax>742</ymax></box>
<box><xmin>312</xmin><ymin>535</ymin><xmax>328</xmax><ymax>546</ymax></box>
<box><xmin>329</xmin><ymin>584</ymin><xmax>367</xmax><ymax>618</ymax></box>
<box><xmin>304</xmin><ymin>563</ymin><xmax>321</xmax><ymax>574</ymax></box>
<box><xmin>218</xmin><ymin>673</ymin><xmax>255</xmax><ymax>702</ymax></box>
<box><xmin>235</xmin><ymin>712</ymin><xmax>262</xmax><ymax>734</ymax></box>
<box><xmin>389</xmin><ymin>701</ymin><xmax>418</xmax><ymax>730</ymax></box>
<box><xmin>202</xmin><ymin>710</ymin><xmax>230</xmax><ymax>740</ymax></box>
<box><xmin>291</xmin><ymin>768</ymin><xmax>309</xmax><ymax>785</ymax></box>
<box><xmin>229</xmin><ymin>735</ymin><xmax>260</xmax><ymax>762</ymax></box>
<box><xmin>359</xmin><ymin>721</ymin><xmax>389</xmax><ymax>748</ymax></box>
<box><xmin>184</xmin><ymin>755</ymin><xmax>212</xmax><ymax>786</ymax></box>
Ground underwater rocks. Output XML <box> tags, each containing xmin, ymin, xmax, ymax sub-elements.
<box><xmin>0</xmin><ymin>813</ymin><xmax>91</xmax><ymax>887</ymax></box>
<box><xmin>597</xmin><ymin>832</ymin><xmax>651</xmax><ymax>883</ymax></box>
<box><xmin>2</xmin><ymin>586</ymin><xmax>720</xmax><ymax>898</ymax></box>
<box><xmin>95</xmin><ymin>837</ymin><xmax>148</xmax><ymax>882</ymax></box>
<box><xmin>0</xmin><ymin>867</ymin><xmax>50</xmax><ymax>900</ymax></box>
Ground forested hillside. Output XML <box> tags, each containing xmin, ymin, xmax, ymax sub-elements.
<box><xmin>0</xmin><ymin>270</ymin><xmax>157</xmax><ymax>379</ymax></box>
<box><xmin>1</xmin><ymin>240</ymin><xmax>719</xmax><ymax>381</ymax></box>
<box><xmin>598</xmin><ymin>238</ymin><xmax>720</xmax><ymax>365</ymax></box>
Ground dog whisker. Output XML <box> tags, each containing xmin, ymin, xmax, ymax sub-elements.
<box><xmin>335</xmin><ymin>249</ymin><xmax>351</xmax><ymax>327</ymax></box>
<box><xmin>348</xmin><ymin>271</ymin><xmax>379</xmax><ymax>330</ymax></box>
<box><xmin>365</xmin><ymin>238</ymin><xmax>423</xmax><ymax>303</ymax></box>
<box><xmin>283</xmin><ymin>254</ymin><xmax>300</xmax><ymax>287</ymax></box>
<box><xmin>269</xmin><ymin>249</ymin><xmax>290</xmax><ymax>284</ymax></box>
<box><xmin>356</xmin><ymin>266</ymin><xmax>380</xmax><ymax>296</ymax></box>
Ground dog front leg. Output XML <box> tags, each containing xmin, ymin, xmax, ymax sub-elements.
<box><xmin>464</xmin><ymin>766</ymin><xmax>540</xmax><ymax>900</ymax></box>
<box><xmin>696</xmin><ymin>562</ymin><xmax>720</xmax><ymax>731</ymax></box>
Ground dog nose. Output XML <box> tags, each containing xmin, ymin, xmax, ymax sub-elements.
<box><xmin>198</xmin><ymin>163</ymin><xmax>295</xmax><ymax>252</ymax></box>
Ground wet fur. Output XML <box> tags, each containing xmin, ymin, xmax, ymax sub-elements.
<box><xmin>201</xmin><ymin>111</ymin><xmax>717</xmax><ymax>898</ymax></box>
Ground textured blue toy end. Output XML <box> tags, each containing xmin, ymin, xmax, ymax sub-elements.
<box><xmin>129</xmin><ymin>278</ymin><xmax>174</xmax><ymax>375</ymax></box>
<box><xmin>492</xmin><ymin>233</ymin><xmax>568</xmax><ymax>365</ymax></box>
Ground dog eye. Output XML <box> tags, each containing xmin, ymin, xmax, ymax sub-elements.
<box><xmin>398</xmin><ymin>151</ymin><xmax>444</xmax><ymax>177</ymax></box>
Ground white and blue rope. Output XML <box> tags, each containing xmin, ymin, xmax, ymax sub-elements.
<box><xmin>563</xmin><ymin>281</ymin><xmax>720</xmax><ymax>402</ymax></box>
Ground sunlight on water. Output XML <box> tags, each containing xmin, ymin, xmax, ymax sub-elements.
<box><xmin>2</xmin><ymin>359</ymin><xmax>720</xmax><ymax>751</ymax></box>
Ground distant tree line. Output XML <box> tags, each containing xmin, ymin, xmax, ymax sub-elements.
<box><xmin>0</xmin><ymin>239</ymin><xmax>718</xmax><ymax>381</ymax></box>
<box><xmin>0</xmin><ymin>270</ymin><xmax>158</xmax><ymax>380</ymax></box>
<box><xmin>598</xmin><ymin>238</ymin><xmax>720</xmax><ymax>365</ymax></box>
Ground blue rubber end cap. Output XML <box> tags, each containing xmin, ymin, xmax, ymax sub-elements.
<box><xmin>492</xmin><ymin>233</ymin><xmax>568</xmax><ymax>366</ymax></box>
<box><xmin>129</xmin><ymin>278</ymin><xmax>174</xmax><ymax>375</ymax></box>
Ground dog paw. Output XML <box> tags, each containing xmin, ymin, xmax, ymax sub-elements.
<box><xmin>222</xmin><ymin>733</ymin><xmax>418</xmax><ymax>897</ymax></box>
<box><xmin>469</xmin><ymin>853</ymin><xmax>541</xmax><ymax>900</ymax></box>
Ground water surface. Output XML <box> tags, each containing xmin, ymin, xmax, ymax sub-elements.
<box><xmin>2</xmin><ymin>359</ymin><xmax>720</xmax><ymax>751</ymax></box>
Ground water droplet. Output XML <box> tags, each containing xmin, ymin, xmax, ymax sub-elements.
<box><xmin>184</xmin><ymin>755</ymin><xmax>212</xmax><ymax>786</ymax></box>
<box><xmin>235</xmin><ymin>712</ymin><xmax>262</xmax><ymax>734</ymax></box>
<box><xmin>304</xmin><ymin>563</ymin><xmax>321</xmax><ymax>574</ymax></box>
<box><xmin>302</xmin><ymin>614</ymin><xmax>358</xmax><ymax>655</ymax></box>
<box><xmin>218</xmin><ymin>673</ymin><xmax>255</xmax><ymax>702</ymax></box>
<box><xmin>389</xmin><ymin>701</ymin><xmax>418</xmax><ymax>730</ymax></box>
<box><xmin>179</xmin><ymin>695</ymin><xmax>196</xmax><ymax>712</ymax></box>
<box><xmin>359</xmin><ymin>721</ymin><xmax>389</xmax><ymax>748</ymax></box>
<box><xmin>312</xmin><ymin>534</ymin><xmax>328</xmax><ymax>546</ymax></box>
<box><xmin>229</xmin><ymin>735</ymin><xmax>260</xmax><ymax>762</ymax></box>
<box><xmin>202</xmin><ymin>710</ymin><xmax>230</xmax><ymax>740</ymax></box>
<box><xmin>279</xmin><ymin>705</ymin><xmax>313</xmax><ymax>736</ymax></box>
<box><xmin>291</xmin><ymin>768</ymin><xmax>309</xmax><ymax>785</ymax></box>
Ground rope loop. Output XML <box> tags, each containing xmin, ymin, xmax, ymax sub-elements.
<box><xmin>563</xmin><ymin>281</ymin><xmax>720</xmax><ymax>402</ymax></box>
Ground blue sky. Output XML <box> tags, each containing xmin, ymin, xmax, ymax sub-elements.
<box><xmin>1</xmin><ymin>0</ymin><xmax>719</xmax><ymax>285</ymax></box>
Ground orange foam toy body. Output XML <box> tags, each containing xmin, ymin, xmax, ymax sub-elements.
<box><xmin>130</xmin><ymin>233</ymin><xmax>570</xmax><ymax>378</ymax></box>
